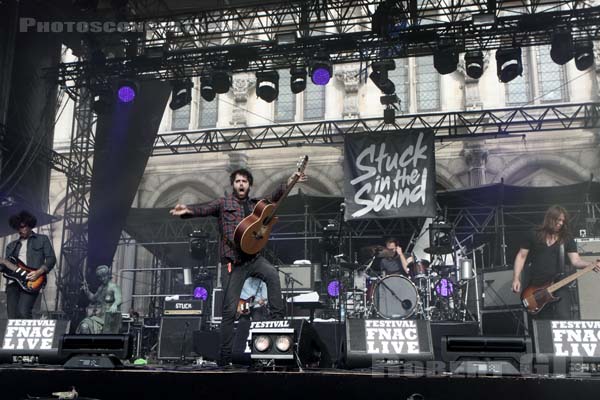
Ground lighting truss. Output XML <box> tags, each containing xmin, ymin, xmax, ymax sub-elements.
<box><xmin>54</xmin><ymin>0</ymin><xmax>600</xmax><ymax>93</ymax></box>
<box><xmin>150</xmin><ymin>102</ymin><xmax>600</xmax><ymax>155</ymax></box>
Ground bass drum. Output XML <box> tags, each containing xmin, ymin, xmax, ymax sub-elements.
<box><xmin>372</xmin><ymin>274</ymin><xmax>419</xmax><ymax>319</ymax></box>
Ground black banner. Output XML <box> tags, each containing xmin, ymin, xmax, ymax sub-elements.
<box><xmin>343</xmin><ymin>129</ymin><xmax>436</xmax><ymax>220</ymax></box>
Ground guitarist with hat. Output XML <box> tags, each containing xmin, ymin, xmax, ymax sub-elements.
<box><xmin>512</xmin><ymin>205</ymin><xmax>600</xmax><ymax>321</ymax></box>
<box><xmin>2</xmin><ymin>210</ymin><xmax>56</xmax><ymax>319</ymax></box>
<box><xmin>170</xmin><ymin>165</ymin><xmax>307</xmax><ymax>366</ymax></box>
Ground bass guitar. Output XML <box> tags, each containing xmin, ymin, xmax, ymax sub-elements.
<box><xmin>234</xmin><ymin>155</ymin><xmax>308</xmax><ymax>255</ymax></box>
<box><xmin>0</xmin><ymin>256</ymin><xmax>47</xmax><ymax>293</ymax></box>
<box><xmin>521</xmin><ymin>263</ymin><xmax>596</xmax><ymax>315</ymax></box>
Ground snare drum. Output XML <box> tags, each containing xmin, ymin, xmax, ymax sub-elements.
<box><xmin>372</xmin><ymin>275</ymin><xmax>419</xmax><ymax>319</ymax></box>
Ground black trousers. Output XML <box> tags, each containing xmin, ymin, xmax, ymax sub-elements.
<box><xmin>220</xmin><ymin>256</ymin><xmax>284</xmax><ymax>361</ymax></box>
<box><xmin>6</xmin><ymin>283</ymin><xmax>39</xmax><ymax>319</ymax></box>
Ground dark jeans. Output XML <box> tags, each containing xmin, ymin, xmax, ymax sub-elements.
<box><xmin>6</xmin><ymin>283</ymin><xmax>39</xmax><ymax>319</ymax></box>
<box><xmin>220</xmin><ymin>256</ymin><xmax>284</xmax><ymax>361</ymax></box>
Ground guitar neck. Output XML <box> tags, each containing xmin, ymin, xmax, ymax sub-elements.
<box><xmin>547</xmin><ymin>264</ymin><xmax>596</xmax><ymax>294</ymax></box>
<box><xmin>269</xmin><ymin>176</ymin><xmax>299</xmax><ymax>216</ymax></box>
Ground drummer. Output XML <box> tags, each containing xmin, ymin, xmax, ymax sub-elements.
<box><xmin>378</xmin><ymin>238</ymin><xmax>411</xmax><ymax>276</ymax></box>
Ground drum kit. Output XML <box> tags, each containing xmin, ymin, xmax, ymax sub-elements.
<box><xmin>340</xmin><ymin>245</ymin><xmax>478</xmax><ymax>322</ymax></box>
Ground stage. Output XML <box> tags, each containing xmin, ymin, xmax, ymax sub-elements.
<box><xmin>1</xmin><ymin>363</ymin><xmax>600</xmax><ymax>400</ymax></box>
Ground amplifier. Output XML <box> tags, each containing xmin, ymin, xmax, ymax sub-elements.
<box><xmin>163</xmin><ymin>300</ymin><xmax>203</xmax><ymax>316</ymax></box>
<box><xmin>277</xmin><ymin>265</ymin><xmax>314</xmax><ymax>291</ymax></box>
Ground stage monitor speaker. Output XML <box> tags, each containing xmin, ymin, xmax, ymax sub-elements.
<box><xmin>60</xmin><ymin>334</ymin><xmax>132</xmax><ymax>369</ymax></box>
<box><xmin>482</xmin><ymin>309</ymin><xmax>528</xmax><ymax>336</ymax></box>
<box><xmin>441</xmin><ymin>335</ymin><xmax>532</xmax><ymax>375</ymax></box>
<box><xmin>342</xmin><ymin>319</ymin><xmax>433</xmax><ymax>369</ymax></box>
<box><xmin>158</xmin><ymin>316</ymin><xmax>202</xmax><ymax>360</ymax></box>
<box><xmin>0</xmin><ymin>319</ymin><xmax>70</xmax><ymax>364</ymax></box>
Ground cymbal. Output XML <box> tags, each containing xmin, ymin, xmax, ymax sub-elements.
<box><xmin>424</xmin><ymin>245</ymin><xmax>454</xmax><ymax>255</ymax></box>
<box><xmin>339</xmin><ymin>262</ymin><xmax>364</xmax><ymax>270</ymax></box>
<box><xmin>360</xmin><ymin>245</ymin><xmax>395</xmax><ymax>258</ymax></box>
<box><xmin>377</xmin><ymin>249</ymin><xmax>395</xmax><ymax>258</ymax></box>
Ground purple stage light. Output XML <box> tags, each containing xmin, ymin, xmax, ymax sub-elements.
<box><xmin>311</xmin><ymin>67</ymin><xmax>331</xmax><ymax>85</ymax></box>
<box><xmin>117</xmin><ymin>85</ymin><xmax>136</xmax><ymax>103</ymax></box>
<box><xmin>435</xmin><ymin>278</ymin><xmax>454</xmax><ymax>298</ymax></box>
<box><xmin>327</xmin><ymin>280</ymin><xmax>340</xmax><ymax>297</ymax></box>
<box><xmin>193</xmin><ymin>286</ymin><xmax>208</xmax><ymax>300</ymax></box>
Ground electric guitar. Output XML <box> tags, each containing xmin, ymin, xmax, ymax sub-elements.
<box><xmin>234</xmin><ymin>155</ymin><xmax>308</xmax><ymax>255</ymax></box>
<box><xmin>0</xmin><ymin>256</ymin><xmax>47</xmax><ymax>293</ymax></box>
<box><xmin>521</xmin><ymin>263</ymin><xmax>597</xmax><ymax>315</ymax></box>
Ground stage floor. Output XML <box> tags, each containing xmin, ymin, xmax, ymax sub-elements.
<box><xmin>2</xmin><ymin>363</ymin><xmax>600</xmax><ymax>400</ymax></box>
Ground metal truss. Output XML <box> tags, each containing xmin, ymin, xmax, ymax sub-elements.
<box><xmin>54</xmin><ymin>0</ymin><xmax>600</xmax><ymax>90</ymax></box>
<box><xmin>54</xmin><ymin>89</ymin><xmax>96</xmax><ymax>323</ymax></box>
<box><xmin>151</xmin><ymin>102</ymin><xmax>600</xmax><ymax>155</ymax></box>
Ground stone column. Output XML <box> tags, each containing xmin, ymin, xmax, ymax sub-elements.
<box><xmin>462</xmin><ymin>145</ymin><xmax>489</xmax><ymax>187</ymax></box>
<box><xmin>231</xmin><ymin>73</ymin><xmax>255</xmax><ymax>126</ymax></box>
<box><xmin>335</xmin><ymin>65</ymin><xmax>360</xmax><ymax>118</ymax></box>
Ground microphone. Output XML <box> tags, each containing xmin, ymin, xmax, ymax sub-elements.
<box><xmin>401</xmin><ymin>299</ymin><xmax>412</xmax><ymax>310</ymax></box>
<box><xmin>340</xmin><ymin>202</ymin><xmax>346</xmax><ymax>212</ymax></box>
<box><xmin>474</xmin><ymin>243</ymin><xmax>486</xmax><ymax>251</ymax></box>
<box><xmin>333</xmin><ymin>253</ymin><xmax>345</xmax><ymax>259</ymax></box>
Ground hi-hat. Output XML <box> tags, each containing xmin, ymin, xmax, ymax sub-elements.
<box><xmin>424</xmin><ymin>245</ymin><xmax>454</xmax><ymax>255</ymax></box>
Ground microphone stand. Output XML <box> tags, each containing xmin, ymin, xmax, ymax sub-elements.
<box><xmin>276</xmin><ymin>267</ymin><xmax>303</xmax><ymax>320</ymax></box>
<box><xmin>180</xmin><ymin>320</ymin><xmax>191</xmax><ymax>363</ymax></box>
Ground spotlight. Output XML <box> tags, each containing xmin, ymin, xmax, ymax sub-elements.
<box><xmin>92</xmin><ymin>88</ymin><xmax>114</xmax><ymax>115</ymax></box>
<box><xmin>256</xmin><ymin>71</ymin><xmax>279</xmax><ymax>103</ymax></box>
<box><xmin>212</xmin><ymin>70</ymin><xmax>232</xmax><ymax>94</ymax></box>
<box><xmin>310</xmin><ymin>55</ymin><xmax>332</xmax><ymax>86</ymax></box>
<box><xmin>116</xmin><ymin>79</ymin><xmax>138</xmax><ymax>103</ymax></box>
<box><xmin>200</xmin><ymin>72</ymin><xmax>216</xmax><ymax>102</ymax></box>
<box><xmin>550</xmin><ymin>30</ymin><xmax>574</xmax><ymax>65</ymax></box>
<box><xmin>495</xmin><ymin>47</ymin><xmax>523</xmax><ymax>83</ymax></box>
<box><xmin>327</xmin><ymin>280</ymin><xmax>340</xmax><ymax>297</ymax></box>
<box><xmin>193</xmin><ymin>286</ymin><xmax>208</xmax><ymax>301</ymax></box>
<box><xmin>434</xmin><ymin>40</ymin><xmax>459</xmax><ymax>75</ymax></box>
<box><xmin>249</xmin><ymin>321</ymin><xmax>295</xmax><ymax>363</ymax></box>
<box><xmin>369</xmin><ymin>60</ymin><xmax>396</xmax><ymax>94</ymax></box>
<box><xmin>574</xmin><ymin>39</ymin><xmax>594</xmax><ymax>71</ymax></box>
<box><xmin>464</xmin><ymin>50</ymin><xmax>485</xmax><ymax>79</ymax></box>
<box><xmin>169</xmin><ymin>79</ymin><xmax>193</xmax><ymax>110</ymax></box>
<box><xmin>290</xmin><ymin>66</ymin><xmax>307</xmax><ymax>94</ymax></box>
<box><xmin>371</xmin><ymin>0</ymin><xmax>410</xmax><ymax>37</ymax></box>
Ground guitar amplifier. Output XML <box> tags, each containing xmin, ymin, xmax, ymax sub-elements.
<box><xmin>277</xmin><ymin>265</ymin><xmax>314</xmax><ymax>291</ymax></box>
<box><xmin>163</xmin><ymin>299</ymin><xmax>203</xmax><ymax>316</ymax></box>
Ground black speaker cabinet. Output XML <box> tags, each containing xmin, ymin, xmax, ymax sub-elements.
<box><xmin>158</xmin><ymin>316</ymin><xmax>202</xmax><ymax>360</ymax></box>
<box><xmin>342</xmin><ymin>319</ymin><xmax>433</xmax><ymax>369</ymax></box>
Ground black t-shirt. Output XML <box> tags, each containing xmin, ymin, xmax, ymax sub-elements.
<box><xmin>522</xmin><ymin>231</ymin><xmax>577</xmax><ymax>286</ymax></box>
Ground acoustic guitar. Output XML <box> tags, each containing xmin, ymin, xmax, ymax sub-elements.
<box><xmin>234</xmin><ymin>155</ymin><xmax>308</xmax><ymax>255</ymax></box>
<box><xmin>521</xmin><ymin>263</ymin><xmax>596</xmax><ymax>315</ymax></box>
<box><xmin>0</xmin><ymin>256</ymin><xmax>47</xmax><ymax>293</ymax></box>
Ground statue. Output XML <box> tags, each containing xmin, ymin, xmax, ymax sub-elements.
<box><xmin>76</xmin><ymin>265</ymin><xmax>122</xmax><ymax>334</ymax></box>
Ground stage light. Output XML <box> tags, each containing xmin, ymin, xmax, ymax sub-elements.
<box><xmin>92</xmin><ymin>88</ymin><xmax>114</xmax><ymax>115</ymax></box>
<box><xmin>550</xmin><ymin>30</ymin><xmax>573</xmax><ymax>65</ymax></box>
<box><xmin>200</xmin><ymin>72</ymin><xmax>216</xmax><ymax>102</ymax></box>
<box><xmin>371</xmin><ymin>0</ymin><xmax>410</xmax><ymax>37</ymax></box>
<box><xmin>250</xmin><ymin>323</ymin><xmax>295</xmax><ymax>363</ymax></box>
<box><xmin>193</xmin><ymin>286</ymin><xmax>208</xmax><ymax>301</ymax></box>
<box><xmin>169</xmin><ymin>79</ymin><xmax>193</xmax><ymax>110</ymax></box>
<box><xmin>256</xmin><ymin>71</ymin><xmax>279</xmax><ymax>103</ymax></box>
<box><xmin>310</xmin><ymin>55</ymin><xmax>332</xmax><ymax>86</ymax></box>
<box><xmin>212</xmin><ymin>70</ymin><xmax>232</xmax><ymax>94</ymax></box>
<box><xmin>464</xmin><ymin>50</ymin><xmax>485</xmax><ymax>79</ymax></box>
<box><xmin>495</xmin><ymin>47</ymin><xmax>523</xmax><ymax>83</ymax></box>
<box><xmin>574</xmin><ymin>39</ymin><xmax>594</xmax><ymax>71</ymax></box>
<box><xmin>254</xmin><ymin>335</ymin><xmax>271</xmax><ymax>352</ymax></box>
<box><xmin>327</xmin><ymin>280</ymin><xmax>340</xmax><ymax>297</ymax></box>
<box><xmin>434</xmin><ymin>40</ymin><xmax>459</xmax><ymax>75</ymax></box>
<box><xmin>369</xmin><ymin>60</ymin><xmax>396</xmax><ymax>94</ymax></box>
<box><xmin>290</xmin><ymin>66</ymin><xmax>307</xmax><ymax>94</ymax></box>
<box><xmin>275</xmin><ymin>335</ymin><xmax>293</xmax><ymax>352</ymax></box>
<box><xmin>116</xmin><ymin>79</ymin><xmax>137</xmax><ymax>103</ymax></box>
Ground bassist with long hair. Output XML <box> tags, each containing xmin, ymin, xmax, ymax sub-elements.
<box><xmin>512</xmin><ymin>205</ymin><xmax>600</xmax><ymax>320</ymax></box>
